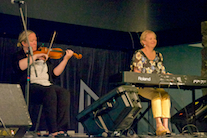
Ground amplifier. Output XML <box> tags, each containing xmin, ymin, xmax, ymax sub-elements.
<box><xmin>76</xmin><ymin>85</ymin><xmax>142</xmax><ymax>136</ymax></box>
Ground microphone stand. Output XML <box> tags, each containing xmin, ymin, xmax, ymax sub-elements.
<box><xmin>18</xmin><ymin>3</ymin><xmax>38</xmax><ymax>108</ymax></box>
<box><xmin>11</xmin><ymin>2</ymin><xmax>39</xmax><ymax>138</ymax></box>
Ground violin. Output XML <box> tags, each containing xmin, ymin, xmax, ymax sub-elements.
<box><xmin>33</xmin><ymin>47</ymin><xmax>82</xmax><ymax>59</ymax></box>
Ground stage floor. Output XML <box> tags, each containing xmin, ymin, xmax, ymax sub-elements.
<box><xmin>1</xmin><ymin>131</ymin><xmax>207</xmax><ymax>138</ymax></box>
<box><xmin>25</xmin><ymin>134</ymin><xmax>207</xmax><ymax>138</ymax></box>
<box><xmin>22</xmin><ymin>132</ymin><xmax>207</xmax><ymax>138</ymax></box>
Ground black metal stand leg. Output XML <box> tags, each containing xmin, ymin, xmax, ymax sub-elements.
<box><xmin>14</xmin><ymin>127</ymin><xmax>27</xmax><ymax>138</ymax></box>
<box><xmin>192</xmin><ymin>89</ymin><xmax>196</xmax><ymax>125</ymax></box>
<box><xmin>131</xmin><ymin>102</ymin><xmax>156</xmax><ymax>133</ymax></box>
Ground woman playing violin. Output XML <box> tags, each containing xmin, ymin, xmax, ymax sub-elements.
<box><xmin>12</xmin><ymin>30</ymin><xmax>73</xmax><ymax>137</ymax></box>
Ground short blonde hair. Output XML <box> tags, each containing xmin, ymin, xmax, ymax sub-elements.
<box><xmin>140</xmin><ymin>30</ymin><xmax>156</xmax><ymax>46</ymax></box>
<box><xmin>17</xmin><ymin>30</ymin><xmax>35</xmax><ymax>47</ymax></box>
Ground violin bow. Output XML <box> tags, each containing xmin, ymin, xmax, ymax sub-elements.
<box><xmin>47</xmin><ymin>31</ymin><xmax>57</xmax><ymax>56</ymax></box>
<box><xmin>42</xmin><ymin>31</ymin><xmax>57</xmax><ymax>69</ymax></box>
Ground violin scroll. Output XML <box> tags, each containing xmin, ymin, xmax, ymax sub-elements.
<box><xmin>73</xmin><ymin>53</ymin><xmax>82</xmax><ymax>59</ymax></box>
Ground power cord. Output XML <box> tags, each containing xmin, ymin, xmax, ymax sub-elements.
<box><xmin>181</xmin><ymin>124</ymin><xmax>199</xmax><ymax>136</ymax></box>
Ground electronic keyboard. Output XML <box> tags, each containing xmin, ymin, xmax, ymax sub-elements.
<box><xmin>109</xmin><ymin>71</ymin><xmax>207</xmax><ymax>89</ymax></box>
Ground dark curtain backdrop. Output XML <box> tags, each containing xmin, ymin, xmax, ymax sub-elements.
<box><xmin>0</xmin><ymin>36</ymin><xmax>132</xmax><ymax>132</ymax></box>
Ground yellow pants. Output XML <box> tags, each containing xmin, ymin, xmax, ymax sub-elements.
<box><xmin>137</xmin><ymin>87</ymin><xmax>171</xmax><ymax>118</ymax></box>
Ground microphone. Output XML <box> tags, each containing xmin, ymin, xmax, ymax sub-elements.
<box><xmin>11</xmin><ymin>0</ymin><xmax>25</xmax><ymax>4</ymax></box>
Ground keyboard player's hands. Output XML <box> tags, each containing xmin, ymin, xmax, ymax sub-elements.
<box><xmin>166</xmin><ymin>72</ymin><xmax>172</xmax><ymax>75</ymax></box>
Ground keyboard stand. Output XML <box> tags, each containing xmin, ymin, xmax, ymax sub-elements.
<box><xmin>131</xmin><ymin>96</ymin><xmax>156</xmax><ymax>134</ymax></box>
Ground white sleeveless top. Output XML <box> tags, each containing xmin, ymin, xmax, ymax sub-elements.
<box><xmin>30</xmin><ymin>60</ymin><xmax>52</xmax><ymax>86</ymax></box>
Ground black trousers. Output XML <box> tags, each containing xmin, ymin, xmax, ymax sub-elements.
<box><xmin>29</xmin><ymin>83</ymin><xmax>70</xmax><ymax>133</ymax></box>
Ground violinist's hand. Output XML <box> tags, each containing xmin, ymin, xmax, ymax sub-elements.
<box><xmin>64</xmin><ymin>49</ymin><xmax>74</xmax><ymax>60</ymax></box>
<box><xmin>53</xmin><ymin>49</ymin><xmax>74</xmax><ymax>76</ymax></box>
<box><xmin>33</xmin><ymin>53</ymin><xmax>49</xmax><ymax>61</ymax></box>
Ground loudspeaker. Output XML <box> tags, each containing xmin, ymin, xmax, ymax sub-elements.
<box><xmin>0</xmin><ymin>83</ymin><xmax>32</xmax><ymax>137</ymax></box>
<box><xmin>171</xmin><ymin>95</ymin><xmax>207</xmax><ymax>132</ymax></box>
<box><xmin>76</xmin><ymin>85</ymin><xmax>142</xmax><ymax>136</ymax></box>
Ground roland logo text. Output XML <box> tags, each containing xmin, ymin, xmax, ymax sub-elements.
<box><xmin>138</xmin><ymin>76</ymin><xmax>151</xmax><ymax>81</ymax></box>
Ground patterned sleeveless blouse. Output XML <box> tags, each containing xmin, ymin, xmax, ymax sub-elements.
<box><xmin>130</xmin><ymin>50</ymin><xmax>166</xmax><ymax>74</ymax></box>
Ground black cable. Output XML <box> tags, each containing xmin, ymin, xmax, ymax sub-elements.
<box><xmin>0</xmin><ymin>117</ymin><xmax>12</xmax><ymax>136</ymax></box>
